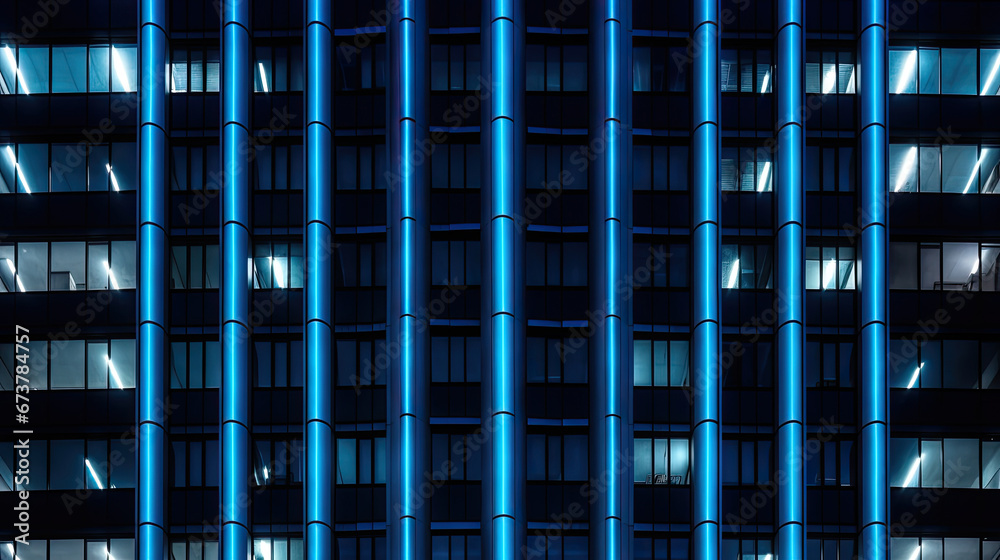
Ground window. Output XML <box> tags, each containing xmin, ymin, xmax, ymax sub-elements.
<box><xmin>254</xmin><ymin>45</ymin><xmax>304</xmax><ymax>93</ymax></box>
<box><xmin>889</xmin><ymin>46</ymin><xmax>1000</xmax><ymax>95</ymax></box>
<box><xmin>170</xmin><ymin>244</ymin><xmax>220</xmax><ymax>289</ymax></box>
<box><xmin>169</xmin><ymin>341</ymin><xmax>221</xmax><ymax>389</ymax></box>
<box><xmin>891</xmin><ymin>538</ymin><xmax>999</xmax><ymax>560</ymax></box>
<box><xmin>805</xmin><ymin>144</ymin><xmax>855</xmax><ymax>191</ymax></box>
<box><xmin>527</xmin><ymin>143</ymin><xmax>589</xmax><ymax>190</ymax></box>
<box><xmin>170</xmin><ymin>540</ymin><xmax>220</xmax><ymax>560</ymax></box>
<box><xmin>253</xmin><ymin>439</ymin><xmax>304</xmax><ymax>486</ymax></box>
<box><xmin>889</xmin><ymin>242</ymin><xmax>988</xmax><ymax>291</ymax></box>
<box><xmin>254</xmin><ymin>340</ymin><xmax>304</xmax><ymax>388</ymax></box>
<box><xmin>891</xmin><ymin>437</ymin><xmax>990</xmax><ymax>488</ymax></box>
<box><xmin>334</xmin><ymin>144</ymin><xmax>388</xmax><ymax>190</ymax></box>
<box><xmin>722</xmin><ymin>146</ymin><xmax>773</xmax><ymax>192</ymax></box>
<box><xmin>805</xmin><ymin>246</ymin><xmax>854</xmax><ymax>290</ymax></box>
<box><xmin>431</xmin><ymin>143</ymin><xmax>481</xmax><ymax>189</ymax></box>
<box><xmin>5</xmin><ymin>339</ymin><xmax>139</xmax><ymax>390</ymax></box>
<box><xmin>171</xmin><ymin>439</ymin><xmax>222</xmax><ymax>487</ymax></box>
<box><xmin>336</xmin><ymin>41</ymin><xmax>386</xmax><ymax>91</ymax></box>
<box><xmin>252</xmin><ymin>539</ymin><xmax>303</xmax><ymax>560</ymax></box>
<box><xmin>633</xmin><ymin>242</ymin><xmax>686</xmax><ymax>288</ymax></box>
<box><xmin>3</xmin><ymin>539</ymin><xmax>136</xmax><ymax>560</ymax></box>
<box><xmin>0</xmin><ymin>241</ymin><xmax>132</xmax><ymax>292</ymax></box>
<box><xmin>431</xmin><ymin>433</ymin><xmax>482</xmax><ymax>481</ymax></box>
<box><xmin>51</xmin><ymin>46</ymin><xmax>87</xmax><ymax>93</ymax></box>
<box><xmin>337</xmin><ymin>241</ymin><xmax>387</xmax><ymax>287</ymax></box>
<box><xmin>722</xmin><ymin>439</ymin><xmax>773</xmax><ymax>485</ymax></box>
<box><xmin>526</xmin><ymin>44</ymin><xmax>587</xmax><ymax>92</ymax></box>
<box><xmin>804</xmin><ymin>439</ymin><xmax>853</xmax><ymax>486</ymax></box>
<box><xmin>252</xmin><ymin>143</ymin><xmax>303</xmax><ymax>190</ymax></box>
<box><xmin>0</xmin><ymin>44</ymin><xmax>134</xmax><ymax>95</ymax></box>
<box><xmin>633</xmin><ymin>144</ymin><xmax>689</xmax><ymax>191</ymax></box>
<box><xmin>431</xmin><ymin>536</ymin><xmax>483</xmax><ymax>560</ymax></box>
<box><xmin>336</xmin><ymin>437</ymin><xmax>386</xmax><ymax>484</ymax></box>
<box><xmin>806</xmin><ymin>51</ymin><xmax>855</xmax><ymax>94</ymax></box>
<box><xmin>0</xmin><ymin>438</ymin><xmax>135</xmax><ymax>491</ymax></box>
<box><xmin>526</xmin><ymin>241</ymin><xmax>588</xmax><ymax>287</ymax></box>
<box><xmin>171</xmin><ymin>143</ymin><xmax>222</xmax><ymax>191</ymax></box>
<box><xmin>635</xmin><ymin>538</ymin><xmax>690</xmax><ymax>560</ymax></box>
<box><xmin>721</xmin><ymin>49</ymin><xmax>772</xmax><ymax>93</ymax></box>
<box><xmin>431</xmin><ymin>337</ymin><xmax>481</xmax><ymax>383</ymax></box>
<box><xmin>171</xmin><ymin>47</ymin><xmax>221</xmax><ymax>92</ymax></box>
<box><xmin>722</xmin><ymin>244</ymin><xmax>774</xmax><ymax>289</ymax></box>
<box><xmin>0</xmin><ymin>142</ymin><xmax>136</xmax><ymax>193</ymax></box>
<box><xmin>527</xmin><ymin>433</ymin><xmax>588</xmax><ymax>481</ymax></box>
<box><xmin>890</xmin><ymin>338</ymin><xmax>1000</xmax><ymax>390</ymax></box>
<box><xmin>804</xmin><ymin>539</ymin><xmax>854</xmax><ymax>560</ymax></box>
<box><xmin>253</xmin><ymin>242</ymin><xmax>304</xmax><ymax>289</ymax></box>
<box><xmin>526</xmin><ymin>336</ymin><xmax>587</xmax><ymax>384</ymax></box>
<box><xmin>634</xmin><ymin>339</ymin><xmax>689</xmax><ymax>386</ymax></box>
<box><xmin>334</xmin><ymin>337</ymin><xmax>388</xmax><ymax>388</ymax></box>
<box><xmin>430</xmin><ymin>43</ymin><xmax>480</xmax><ymax>91</ymax></box>
<box><xmin>806</xmin><ymin>340</ymin><xmax>855</xmax><ymax>388</ymax></box>
<box><xmin>523</xmin><ymin>536</ymin><xmax>588</xmax><ymax>560</ymax></box>
<box><xmin>633</xmin><ymin>437</ymin><xmax>690</xmax><ymax>485</ymax></box>
<box><xmin>632</xmin><ymin>44</ymin><xmax>688</xmax><ymax>92</ymax></box>
<box><xmin>432</xmin><ymin>240</ymin><xmax>481</xmax><ymax>286</ymax></box>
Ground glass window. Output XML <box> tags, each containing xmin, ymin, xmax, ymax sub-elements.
<box><xmin>110</xmin><ymin>45</ymin><xmax>137</xmax><ymax>93</ymax></box>
<box><xmin>890</xmin><ymin>144</ymin><xmax>918</xmax><ymax>193</ymax></box>
<box><xmin>51</xmin><ymin>46</ymin><xmax>87</xmax><ymax>93</ymax></box>
<box><xmin>983</xmin><ymin>441</ymin><xmax>1000</xmax><ymax>489</ymax></box>
<box><xmin>890</xmin><ymin>49</ymin><xmax>917</xmax><ymax>94</ymax></box>
<box><xmin>50</xmin><ymin>242</ymin><xmax>86</xmax><ymax>290</ymax></box>
<box><xmin>18</xmin><ymin>46</ymin><xmax>48</xmax><ymax>94</ymax></box>
<box><xmin>889</xmin><ymin>437</ymin><xmax>919</xmax><ymax>487</ymax></box>
<box><xmin>889</xmin><ymin>242</ymin><xmax>917</xmax><ymax>290</ymax></box>
<box><xmin>921</xmin><ymin>439</ymin><xmax>942</xmax><ymax>488</ymax></box>
<box><xmin>941</xmin><ymin>145</ymin><xmax>980</xmax><ymax>193</ymax></box>
<box><xmin>918</xmin><ymin>47</ymin><xmax>940</xmax><ymax>94</ymax></box>
<box><xmin>16</xmin><ymin>144</ymin><xmax>47</xmax><ymax>194</ymax></box>
<box><xmin>944</xmin><ymin>439</ymin><xmax>979</xmax><ymax>488</ymax></box>
<box><xmin>981</xmin><ymin>49</ymin><xmax>1000</xmax><ymax>96</ymax></box>
<box><xmin>51</xmin><ymin>340</ymin><xmax>85</xmax><ymax>389</ymax></box>
<box><xmin>564</xmin><ymin>46</ymin><xmax>586</xmax><ymax>91</ymax></box>
<box><xmin>50</xmin><ymin>143</ymin><xmax>87</xmax><ymax>192</ymax></box>
<box><xmin>941</xmin><ymin>48</ymin><xmax>976</xmax><ymax>95</ymax></box>
<box><xmin>634</xmin><ymin>438</ymin><xmax>652</xmax><ymax>483</ymax></box>
<box><xmin>16</xmin><ymin>242</ymin><xmax>48</xmax><ymax>291</ymax></box>
<box><xmin>89</xmin><ymin>46</ymin><xmax>110</xmax><ymax>92</ymax></box>
<box><xmin>50</xmin><ymin>439</ymin><xmax>85</xmax><ymax>489</ymax></box>
<box><xmin>336</xmin><ymin>439</ymin><xmax>356</xmax><ymax>484</ymax></box>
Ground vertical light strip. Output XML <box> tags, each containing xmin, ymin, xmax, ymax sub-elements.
<box><xmin>138</xmin><ymin>0</ymin><xmax>168</xmax><ymax>558</ymax></box>
<box><xmin>775</xmin><ymin>1</ymin><xmax>805</xmax><ymax>559</ymax></box>
<box><xmin>860</xmin><ymin>1</ymin><xmax>889</xmax><ymax>560</ymax></box>
<box><xmin>221</xmin><ymin>0</ymin><xmax>252</xmax><ymax>558</ymax></box>
<box><xmin>389</xmin><ymin>1</ymin><xmax>431</xmax><ymax>559</ymax></box>
<box><xmin>590</xmin><ymin>0</ymin><xmax>632</xmax><ymax>559</ymax></box>
<box><xmin>482</xmin><ymin>0</ymin><xmax>525</xmax><ymax>558</ymax></box>
<box><xmin>305</xmin><ymin>0</ymin><xmax>334</xmax><ymax>558</ymax></box>
<box><xmin>692</xmin><ymin>2</ymin><xmax>721</xmax><ymax>560</ymax></box>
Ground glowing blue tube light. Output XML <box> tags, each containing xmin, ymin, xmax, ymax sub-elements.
<box><xmin>305</xmin><ymin>0</ymin><xmax>334</xmax><ymax>558</ymax></box>
<box><xmin>388</xmin><ymin>0</ymin><xmax>431</xmax><ymax>558</ymax></box>
<box><xmin>692</xmin><ymin>2</ymin><xmax>721</xmax><ymax>560</ymax></box>
<box><xmin>220</xmin><ymin>0</ymin><xmax>252</xmax><ymax>558</ymax></box>
<box><xmin>590</xmin><ymin>0</ymin><xmax>632</xmax><ymax>559</ymax></box>
<box><xmin>860</xmin><ymin>1</ymin><xmax>889</xmax><ymax>559</ymax></box>
<box><xmin>775</xmin><ymin>1</ymin><xmax>805</xmax><ymax>559</ymax></box>
<box><xmin>138</xmin><ymin>0</ymin><xmax>168</xmax><ymax>558</ymax></box>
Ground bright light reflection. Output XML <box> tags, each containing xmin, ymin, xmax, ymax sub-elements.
<box><xmin>111</xmin><ymin>46</ymin><xmax>132</xmax><ymax>92</ymax></box>
<box><xmin>268</xmin><ymin>256</ymin><xmax>285</xmax><ymax>288</ymax></box>
<box><xmin>823</xmin><ymin>64</ymin><xmax>837</xmax><ymax>94</ymax></box>
<box><xmin>106</xmin><ymin>355</ymin><xmax>124</xmax><ymax>389</ymax></box>
<box><xmin>3</xmin><ymin>46</ymin><xmax>29</xmax><ymax>94</ymax></box>
<box><xmin>824</xmin><ymin>259</ymin><xmax>837</xmax><ymax>289</ymax></box>
<box><xmin>85</xmin><ymin>458</ymin><xmax>104</xmax><ymax>490</ymax></box>
<box><xmin>760</xmin><ymin>70</ymin><xmax>770</xmax><ymax>93</ymax></box>
<box><xmin>902</xmin><ymin>453</ymin><xmax>924</xmax><ymax>488</ymax></box>
<box><xmin>907</xmin><ymin>545</ymin><xmax>921</xmax><ymax>560</ymax></box>
<box><xmin>5</xmin><ymin>258</ymin><xmax>25</xmax><ymax>292</ymax></box>
<box><xmin>895</xmin><ymin>146</ymin><xmax>918</xmax><ymax>192</ymax></box>
<box><xmin>963</xmin><ymin>149</ymin><xmax>989</xmax><ymax>194</ymax></box>
<box><xmin>258</xmin><ymin>62</ymin><xmax>269</xmax><ymax>93</ymax></box>
<box><xmin>103</xmin><ymin>260</ymin><xmax>120</xmax><ymax>290</ymax></box>
<box><xmin>758</xmin><ymin>161</ymin><xmax>771</xmax><ymax>192</ymax></box>
<box><xmin>106</xmin><ymin>164</ymin><xmax>120</xmax><ymax>192</ymax></box>
<box><xmin>982</xmin><ymin>54</ymin><xmax>1000</xmax><ymax>95</ymax></box>
<box><xmin>727</xmin><ymin>259</ymin><xmax>740</xmax><ymax>289</ymax></box>
<box><xmin>894</xmin><ymin>50</ymin><xmax>917</xmax><ymax>94</ymax></box>
<box><xmin>6</xmin><ymin>146</ymin><xmax>32</xmax><ymax>194</ymax></box>
<box><xmin>906</xmin><ymin>362</ymin><xmax>925</xmax><ymax>389</ymax></box>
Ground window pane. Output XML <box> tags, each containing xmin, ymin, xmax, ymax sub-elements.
<box><xmin>17</xmin><ymin>242</ymin><xmax>47</xmax><ymax>291</ymax></box>
<box><xmin>981</xmin><ymin>49</ymin><xmax>1000</xmax><ymax>95</ymax></box>
<box><xmin>983</xmin><ymin>441</ymin><xmax>1000</xmax><ymax>489</ymax></box>
<box><xmin>918</xmin><ymin>145</ymin><xmax>941</xmax><ymax>192</ymax></box>
<box><xmin>634</xmin><ymin>438</ymin><xmax>652</xmax><ymax>482</ymax></box>
<box><xmin>89</xmin><ymin>46</ymin><xmax>109</xmax><ymax>92</ymax></box>
<box><xmin>19</xmin><ymin>46</ymin><xmax>48</xmax><ymax>93</ymax></box>
<box><xmin>51</xmin><ymin>242</ymin><xmax>86</xmax><ymax>290</ymax></box>
<box><xmin>889</xmin><ymin>49</ymin><xmax>916</xmax><ymax>94</ymax></box>
<box><xmin>918</xmin><ymin>48</ymin><xmax>940</xmax><ymax>94</ymax></box>
<box><xmin>52</xmin><ymin>46</ymin><xmax>87</xmax><ymax>93</ymax></box>
<box><xmin>16</xmin><ymin>144</ymin><xmax>47</xmax><ymax>194</ymax></box>
<box><xmin>943</xmin><ymin>439</ymin><xmax>978</xmax><ymax>488</ymax></box>
<box><xmin>921</xmin><ymin>439</ymin><xmax>942</xmax><ymax>488</ymax></box>
<box><xmin>111</xmin><ymin>240</ymin><xmax>137</xmax><ymax>289</ymax></box>
<box><xmin>51</xmin><ymin>340</ymin><xmax>84</xmax><ymax>389</ymax></box>
<box><xmin>920</xmin><ymin>245</ymin><xmax>941</xmax><ymax>290</ymax></box>
<box><xmin>111</xmin><ymin>45</ymin><xmax>137</xmax><ymax>93</ymax></box>
<box><xmin>941</xmin><ymin>48</ymin><xmax>976</xmax><ymax>95</ymax></box>
<box><xmin>889</xmin><ymin>438</ymin><xmax>919</xmax><ymax>487</ymax></box>
<box><xmin>111</xmin><ymin>142</ymin><xmax>136</xmax><ymax>191</ymax></box>
<box><xmin>889</xmin><ymin>242</ymin><xmax>917</xmax><ymax>290</ymax></box>
<box><xmin>634</xmin><ymin>340</ymin><xmax>651</xmax><ymax>386</ymax></box>
<box><xmin>111</xmin><ymin>339</ymin><xmax>136</xmax><ymax>388</ymax></box>
<box><xmin>337</xmin><ymin>439</ymin><xmax>356</xmax><ymax>484</ymax></box>
<box><xmin>890</xmin><ymin>145</ymin><xmax>917</xmax><ymax>193</ymax></box>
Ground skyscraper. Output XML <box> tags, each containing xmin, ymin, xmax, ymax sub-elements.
<box><xmin>1</xmin><ymin>1</ymin><xmax>998</xmax><ymax>559</ymax></box>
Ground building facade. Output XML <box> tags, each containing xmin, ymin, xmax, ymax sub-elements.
<box><xmin>0</xmin><ymin>0</ymin><xmax>999</xmax><ymax>559</ymax></box>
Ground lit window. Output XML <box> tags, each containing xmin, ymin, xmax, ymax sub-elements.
<box><xmin>51</xmin><ymin>46</ymin><xmax>87</xmax><ymax>93</ymax></box>
<box><xmin>110</xmin><ymin>45</ymin><xmax>137</xmax><ymax>93</ymax></box>
<box><xmin>805</xmin><ymin>247</ymin><xmax>854</xmax><ymax>290</ymax></box>
<box><xmin>941</xmin><ymin>47</ymin><xmax>976</xmax><ymax>95</ymax></box>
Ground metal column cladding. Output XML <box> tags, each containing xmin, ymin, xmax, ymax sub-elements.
<box><xmin>589</xmin><ymin>0</ymin><xmax>633</xmax><ymax>559</ymax></box>
<box><xmin>305</xmin><ymin>0</ymin><xmax>334</xmax><ymax>559</ymax></box>
<box><xmin>692</xmin><ymin>2</ymin><xmax>721</xmax><ymax>560</ymax></box>
<box><xmin>221</xmin><ymin>0</ymin><xmax>252</xmax><ymax>558</ymax></box>
<box><xmin>388</xmin><ymin>0</ymin><xmax>431</xmax><ymax>559</ymax></box>
<box><xmin>481</xmin><ymin>0</ymin><xmax>526</xmax><ymax>558</ymax></box>
<box><xmin>859</xmin><ymin>1</ymin><xmax>889</xmax><ymax>560</ymax></box>
<box><xmin>775</xmin><ymin>1</ymin><xmax>806</xmax><ymax>559</ymax></box>
<box><xmin>138</xmin><ymin>0</ymin><xmax>168</xmax><ymax>558</ymax></box>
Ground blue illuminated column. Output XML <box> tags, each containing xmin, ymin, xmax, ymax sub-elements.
<box><xmin>692</xmin><ymin>2</ymin><xmax>720</xmax><ymax>560</ymax></box>
<box><xmin>387</xmin><ymin>1</ymin><xmax>431</xmax><ymax>559</ymax></box>
<box><xmin>775</xmin><ymin>1</ymin><xmax>805</xmax><ymax>559</ymax></box>
<box><xmin>138</xmin><ymin>0</ymin><xmax>168</xmax><ymax>558</ymax></box>
<box><xmin>859</xmin><ymin>1</ymin><xmax>889</xmax><ymax>560</ymax></box>
<box><xmin>481</xmin><ymin>0</ymin><xmax>526</xmax><ymax>557</ymax></box>
<box><xmin>304</xmin><ymin>0</ymin><xmax>334</xmax><ymax>559</ymax></box>
<box><xmin>221</xmin><ymin>0</ymin><xmax>252</xmax><ymax>558</ymax></box>
<box><xmin>589</xmin><ymin>1</ymin><xmax>632</xmax><ymax>559</ymax></box>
